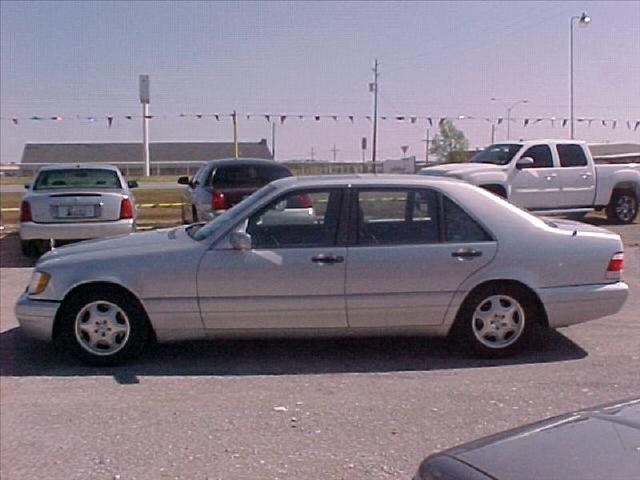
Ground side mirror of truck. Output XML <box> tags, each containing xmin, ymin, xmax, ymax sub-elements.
<box><xmin>516</xmin><ymin>157</ymin><xmax>534</xmax><ymax>169</ymax></box>
<box><xmin>177</xmin><ymin>176</ymin><xmax>190</xmax><ymax>185</ymax></box>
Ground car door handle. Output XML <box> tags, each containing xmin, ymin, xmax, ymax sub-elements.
<box><xmin>544</xmin><ymin>174</ymin><xmax>557</xmax><ymax>181</ymax></box>
<box><xmin>312</xmin><ymin>254</ymin><xmax>344</xmax><ymax>264</ymax></box>
<box><xmin>451</xmin><ymin>248</ymin><xmax>482</xmax><ymax>259</ymax></box>
<box><xmin>581</xmin><ymin>173</ymin><xmax>592</xmax><ymax>179</ymax></box>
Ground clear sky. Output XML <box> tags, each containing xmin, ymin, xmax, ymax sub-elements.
<box><xmin>1</xmin><ymin>0</ymin><xmax>639</xmax><ymax>163</ymax></box>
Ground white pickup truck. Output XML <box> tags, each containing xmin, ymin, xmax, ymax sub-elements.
<box><xmin>420</xmin><ymin>139</ymin><xmax>639</xmax><ymax>224</ymax></box>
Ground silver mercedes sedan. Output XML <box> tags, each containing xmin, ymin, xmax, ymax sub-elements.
<box><xmin>19</xmin><ymin>164</ymin><xmax>137</xmax><ymax>257</ymax></box>
<box><xmin>15</xmin><ymin>175</ymin><xmax>628</xmax><ymax>365</ymax></box>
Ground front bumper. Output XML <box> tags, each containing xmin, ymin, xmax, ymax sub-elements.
<box><xmin>19</xmin><ymin>219</ymin><xmax>135</xmax><ymax>240</ymax></box>
<box><xmin>14</xmin><ymin>292</ymin><xmax>60</xmax><ymax>342</ymax></box>
<box><xmin>537</xmin><ymin>282</ymin><xmax>629</xmax><ymax>328</ymax></box>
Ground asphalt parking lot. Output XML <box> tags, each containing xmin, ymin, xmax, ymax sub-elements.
<box><xmin>1</xmin><ymin>222</ymin><xmax>639</xmax><ymax>480</ymax></box>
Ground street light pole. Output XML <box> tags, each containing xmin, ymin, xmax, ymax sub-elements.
<box><xmin>570</xmin><ymin>12</ymin><xmax>591</xmax><ymax>139</ymax></box>
<box><xmin>491</xmin><ymin>98</ymin><xmax>528</xmax><ymax>140</ymax></box>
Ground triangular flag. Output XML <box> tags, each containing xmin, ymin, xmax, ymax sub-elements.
<box><xmin>107</xmin><ymin>116</ymin><xmax>113</xmax><ymax>128</ymax></box>
<box><xmin>534</xmin><ymin>118</ymin><xmax>543</xmax><ymax>124</ymax></box>
<box><xmin>524</xmin><ymin>118</ymin><xmax>530</xmax><ymax>127</ymax></box>
<box><xmin>366</xmin><ymin>116</ymin><xmax>371</xmax><ymax>122</ymax></box>
<box><xmin>381</xmin><ymin>116</ymin><xmax>387</xmax><ymax>120</ymax></box>
<box><xmin>427</xmin><ymin>117</ymin><xmax>433</xmax><ymax>127</ymax></box>
<box><xmin>298</xmin><ymin>115</ymin><xmax>304</xmax><ymax>120</ymax></box>
<box><xmin>562</xmin><ymin>119</ymin><xmax>568</xmax><ymax>127</ymax></box>
<box><xmin>125</xmin><ymin>115</ymin><xmax>133</xmax><ymax>120</ymax></box>
<box><xmin>602</xmin><ymin>120</ymin><xmax>607</xmax><ymax>127</ymax></box>
<box><xmin>634</xmin><ymin>121</ymin><xmax>640</xmax><ymax>132</ymax></box>
<box><xmin>144</xmin><ymin>115</ymin><xmax>153</xmax><ymax>119</ymax></box>
<box><xmin>497</xmin><ymin>118</ymin><xmax>503</xmax><ymax>125</ymax></box>
<box><xmin>196</xmin><ymin>114</ymin><xmax>203</xmax><ymax>119</ymax></box>
<box><xmin>612</xmin><ymin>120</ymin><xmax>617</xmax><ymax>129</ymax></box>
<box><xmin>438</xmin><ymin>118</ymin><xmax>445</xmax><ymax>126</ymax></box>
<box><xmin>30</xmin><ymin>116</ymin><xmax>42</xmax><ymax>120</ymax></box>
<box><xmin>588</xmin><ymin>119</ymin><xmax>593</xmax><ymax>127</ymax></box>
<box><xmin>51</xmin><ymin>116</ymin><xmax>62</xmax><ymax>121</ymax></box>
<box><xmin>280</xmin><ymin>115</ymin><xmax>287</xmax><ymax>124</ymax></box>
<box><xmin>314</xmin><ymin>116</ymin><xmax>320</xmax><ymax>121</ymax></box>
<box><xmin>348</xmin><ymin>115</ymin><xmax>354</xmax><ymax>123</ymax></box>
<box><xmin>627</xmin><ymin>121</ymin><xmax>632</xmax><ymax>130</ymax></box>
<box><xmin>332</xmin><ymin>115</ymin><xmax>338</xmax><ymax>121</ymax></box>
<box><xmin>396</xmin><ymin>116</ymin><xmax>405</xmax><ymax>121</ymax></box>
<box><xmin>214</xmin><ymin>114</ymin><xmax>220</xmax><ymax>121</ymax></box>
<box><xmin>11</xmin><ymin>117</ymin><xmax>18</xmax><ymax>125</ymax></box>
<box><xmin>410</xmin><ymin>117</ymin><xmax>416</xmax><ymax>124</ymax></box>
<box><xmin>265</xmin><ymin>115</ymin><xmax>271</xmax><ymax>122</ymax></box>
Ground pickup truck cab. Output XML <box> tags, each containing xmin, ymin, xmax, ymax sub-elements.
<box><xmin>420</xmin><ymin>140</ymin><xmax>639</xmax><ymax>223</ymax></box>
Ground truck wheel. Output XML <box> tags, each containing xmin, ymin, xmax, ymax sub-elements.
<box><xmin>606</xmin><ymin>189</ymin><xmax>638</xmax><ymax>224</ymax></box>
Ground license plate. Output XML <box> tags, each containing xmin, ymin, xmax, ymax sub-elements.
<box><xmin>57</xmin><ymin>205</ymin><xmax>96</xmax><ymax>218</ymax></box>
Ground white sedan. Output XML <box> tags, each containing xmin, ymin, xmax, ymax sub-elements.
<box><xmin>19</xmin><ymin>163</ymin><xmax>137</xmax><ymax>256</ymax></box>
<box><xmin>15</xmin><ymin>175</ymin><xmax>628</xmax><ymax>365</ymax></box>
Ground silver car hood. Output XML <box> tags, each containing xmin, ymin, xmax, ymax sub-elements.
<box><xmin>37</xmin><ymin>227</ymin><xmax>192</xmax><ymax>267</ymax></box>
<box><xmin>420</xmin><ymin>163</ymin><xmax>502</xmax><ymax>177</ymax></box>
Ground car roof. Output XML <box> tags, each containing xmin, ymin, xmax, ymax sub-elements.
<box><xmin>493</xmin><ymin>139</ymin><xmax>588</xmax><ymax>147</ymax></box>
<box><xmin>269</xmin><ymin>174</ymin><xmax>466</xmax><ymax>189</ymax></box>
<box><xmin>36</xmin><ymin>163</ymin><xmax>123</xmax><ymax>173</ymax></box>
<box><xmin>203</xmin><ymin>158</ymin><xmax>289</xmax><ymax>169</ymax></box>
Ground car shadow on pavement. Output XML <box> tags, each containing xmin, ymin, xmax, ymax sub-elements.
<box><xmin>0</xmin><ymin>233</ymin><xmax>38</xmax><ymax>267</ymax></box>
<box><xmin>0</xmin><ymin>327</ymin><xmax>587</xmax><ymax>384</ymax></box>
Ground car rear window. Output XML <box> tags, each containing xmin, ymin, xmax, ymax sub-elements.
<box><xmin>33</xmin><ymin>168</ymin><xmax>122</xmax><ymax>190</ymax></box>
<box><xmin>211</xmin><ymin>164</ymin><xmax>291</xmax><ymax>187</ymax></box>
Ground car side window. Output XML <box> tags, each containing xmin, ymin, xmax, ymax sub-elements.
<box><xmin>443</xmin><ymin>196</ymin><xmax>492</xmax><ymax>242</ymax></box>
<box><xmin>247</xmin><ymin>189</ymin><xmax>341</xmax><ymax>249</ymax></box>
<box><xmin>558</xmin><ymin>144</ymin><xmax>588</xmax><ymax>167</ymax></box>
<box><xmin>356</xmin><ymin>189</ymin><xmax>439</xmax><ymax>246</ymax></box>
<box><xmin>520</xmin><ymin>145</ymin><xmax>554</xmax><ymax>168</ymax></box>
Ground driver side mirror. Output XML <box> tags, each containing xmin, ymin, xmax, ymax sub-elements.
<box><xmin>229</xmin><ymin>231</ymin><xmax>252</xmax><ymax>251</ymax></box>
<box><xmin>516</xmin><ymin>157</ymin><xmax>534</xmax><ymax>169</ymax></box>
<box><xmin>127</xmin><ymin>180</ymin><xmax>139</xmax><ymax>189</ymax></box>
<box><xmin>177</xmin><ymin>176</ymin><xmax>190</xmax><ymax>185</ymax></box>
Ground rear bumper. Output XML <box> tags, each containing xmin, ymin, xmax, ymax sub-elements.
<box><xmin>19</xmin><ymin>219</ymin><xmax>135</xmax><ymax>240</ymax></box>
<box><xmin>536</xmin><ymin>282</ymin><xmax>629</xmax><ymax>328</ymax></box>
<box><xmin>14</xmin><ymin>293</ymin><xmax>60</xmax><ymax>342</ymax></box>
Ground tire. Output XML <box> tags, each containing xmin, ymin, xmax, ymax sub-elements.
<box><xmin>452</xmin><ymin>284</ymin><xmax>538</xmax><ymax>358</ymax></box>
<box><xmin>606</xmin><ymin>189</ymin><xmax>638</xmax><ymax>224</ymax></box>
<box><xmin>56</xmin><ymin>286</ymin><xmax>150</xmax><ymax>366</ymax></box>
<box><xmin>20</xmin><ymin>240</ymin><xmax>39</xmax><ymax>257</ymax></box>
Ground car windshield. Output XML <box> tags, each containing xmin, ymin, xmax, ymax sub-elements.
<box><xmin>33</xmin><ymin>168</ymin><xmax>122</xmax><ymax>190</ymax></box>
<box><xmin>470</xmin><ymin>144</ymin><xmax>522</xmax><ymax>165</ymax></box>
<box><xmin>189</xmin><ymin>184</ymin><xmax>276</xmax><ymax>241</ymax></box>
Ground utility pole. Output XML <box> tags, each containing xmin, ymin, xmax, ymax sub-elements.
<box><xmin>232</xmin><ymin>110</ymin><xmax>239</xmax><ymax>159</ymax></box>
<box><xmin>139</xmin><ymin>74</ymin><xmax>150</xmax><ymax>176</ymax></box>
<box><xmin>491</xmin><ymin>123</ymin><xmax>495</xmax><ymax>144</ymax></box>
<box><xmin>310</xmin><ymin>147</ymin><xmax>315</xmax><ymax>161</ymax></box>
<box><xmin>370</xmin><ymin>59</ymin><xmax>379</xmax><ymax>169</ymax></box>
<box><xmin>271</xmin><ymin>122</ymin><xmax>276</xmax><ymax>160</ymax></box>
<box><xmin>331</xmin><ymin>144</ymin><xmax>339</xmax><ymax>162</ymax></box>
<box><xmin>421</xmin><ymin>127</ymin><xmax>430</xmax><ymax>163</ymax></box>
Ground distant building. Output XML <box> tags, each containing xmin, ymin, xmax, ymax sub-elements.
<box><xmin>19</xmin><ymin>140</ymin><xmax>273</xmax><ymax>176</ymax></box>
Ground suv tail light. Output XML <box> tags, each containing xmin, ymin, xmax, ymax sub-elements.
<box><xmin>606</xmin><ymin>252</ymin><xmax>624</xmax><ymax>279</ymax></box>
<box><xmin>119</xmin><ymin>197</ymin><xmax>134</xmax><ymax>219</ymax></box>
<box><xmin>212</xmin><ymin>191</ymin><xmax>227</xmax><ymax>211</ymax></box>
<box><xmin>19</xmin><ymin>200</ymin><xmax>32</xmax><ymax>222</ymax></box>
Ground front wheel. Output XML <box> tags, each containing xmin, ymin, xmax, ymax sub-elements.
<box><xmin>453</xmin><ymin>285</ymin><xmax>537</xmax><ymax>358</ymax></box>
<box><xmin>57</xmin><ymin>288</ymin><xmax>149</xmax><ymax>365</ymax></box>
<box><xmin>606</xmin><ymin>189</ymin><xmax>638</xmax><ymax>224</ymax></box>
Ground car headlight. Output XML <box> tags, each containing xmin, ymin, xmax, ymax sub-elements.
<box><xmin>27</xmin><ymin>271</ymin><xmax>50</xmax><ymax>295</ymax></box>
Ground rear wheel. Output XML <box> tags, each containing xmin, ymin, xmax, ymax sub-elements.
<box><xmin>453</xmin><ymin>284</ymin><xmax>537</xmax><ymax>358</ymax></box>
<box><xmin>606</xmin><ymin>189</ymin><xmax>638</xmax><ymax>224</ymax></box>
<box><xmin>56</xmin><ymin>287</ymin><xmax>149</xmax><ymax>365</ymax></box>
<box><xmin>20</xmin><ymin>239</ymin><xmax>48</xmax><ymax>257</ymax></box>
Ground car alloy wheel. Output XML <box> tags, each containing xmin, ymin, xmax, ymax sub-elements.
<box><xmin>471</xmin><ymin>295</ymin><xmax>525</xmax><ymax>349</ymax></box>
<box><xmin>74</xmin><ymin>300</ymin><xmax>131</xmax><ymax>356</ymax></box>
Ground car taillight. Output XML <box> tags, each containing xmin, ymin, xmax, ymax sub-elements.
<box><xmin>212</xmin><ymin>191</ymin><xmax>227</xmax><ymax>211</ymax></box>
<box><xmin>19</xmin><ymin>200</ymin><xmax>32</xmax><ymax>222</ymax></box>
<box><xmin>606</xmin><ymin>252</ymin><xmax>624</xmax><ymax>279</ymax></box>
<box><xmin>119</xmin><ymin>198</ymin><xmax>134</xmax><ymax>219</ymax></box>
